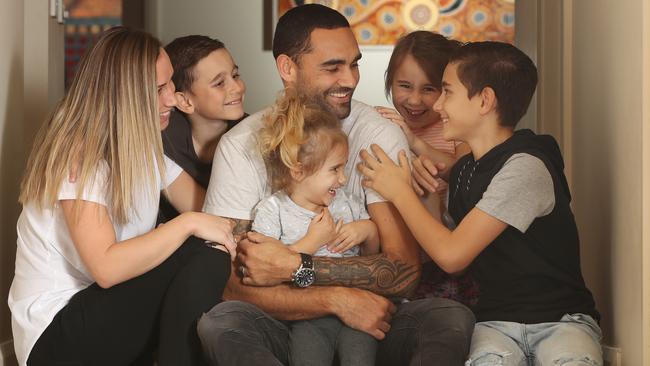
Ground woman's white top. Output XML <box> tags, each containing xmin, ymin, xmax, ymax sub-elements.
<box><xmin>8</xmin><ymin>157</ymin><xmax>182</xmax><ymax>365</ymax></box>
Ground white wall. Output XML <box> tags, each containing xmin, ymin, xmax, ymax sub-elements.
<box><xmin>642</xmin><ymin>0</ymin><xmax>650</xmax><ymax>362</ymax></box>
<box><xmin>568</xmin><ymin>0</ymin><xmax>649</xmax><ymax>363</ymax></box>
<box><xmin>0</xmin><ymin>2</ymin><xmax>63</xmax><ymax>365</ymax></box>
<box><xmin>514</xmin><ymin>0</ymin><xmax>538</xmax><ymax>132</ymax></box>
<box><xmin>154</xmin><ymin>0</ymin><xmax>394</xmax><ymax>113</ymax></box>
<box><xmin>0</xmin><ymin>1</ymin><xmax>24</xmax><ymax>364</ymax></box>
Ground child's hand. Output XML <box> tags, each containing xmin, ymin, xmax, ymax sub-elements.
<box><xmin>328</xmin><ymin>221</ymin><xmax>372</xmax><ymax>253</ymax></box>
<box><xmin>305</xmin><ymin>208</ymin><xmax>337</xmax><ymax>248</ymax></box>
<box><xmin>412</xmin><ymin>155</ymin><xmax>445</xmax><ymax>194</ymax></box>
<box><xmin>375</xmin><ymin>106</ymin><xmax>417</xmax><ymax>147</ymax></box>
<box><xmin>358</xmin><ymin>144</ymin><xmax>412</xmax><ymax>203</ymax></box>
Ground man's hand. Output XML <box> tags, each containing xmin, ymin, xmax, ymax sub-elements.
<box><xmin>237</xmin><ymin>231</ymin><xmax>301</xmax><ymax>286</ymax></box>
<box><xmin>328</xmin><ymin>287</ymin><xmax>396</xmax><ymax>340</ymax></box>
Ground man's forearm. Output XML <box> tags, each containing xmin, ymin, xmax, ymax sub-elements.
<box><xmin>223</xmin><ymin>269</ymin><xmax>336</xmax><ymax>321</ymax></box>
<box><xmin>231</xmin><ymin>218</ymin><xmax>252</xmax><ymax>236</ymax></box>
<box><xmin>312</xmin><ymin>253</ymin><xmax>419</xmax><ymax>298</ymax></box>
<box><xmin>231</xmin><ymin>203</ymin><xmax>421</xmax><ymax>299</ymax></box>
<box><xmin>223</xmin><ymin>268</ymin><xmax>397</xmax><ymax>340</ymax></box>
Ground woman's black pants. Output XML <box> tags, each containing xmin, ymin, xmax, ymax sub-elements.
<box><xmin>27</xmin><ymin>236</ymin><xmax>231</xmax><ymax>366</ymax></box>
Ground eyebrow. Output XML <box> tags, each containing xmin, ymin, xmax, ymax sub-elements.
<box><xmin>208</xmin><ymin>65</ymin><xmax>240</xmax><ymax>84</ymax></box>
<box><xmin>320</xmin><ymin>53</ymin><xmax>362</xmax><ymax>67</ymax></box>
<box><xmin>398</xmin><ymin>80</ymin><xmax>437</xmax><ymax>89</ymax></box>
<box><xmin>209</xmin><ymin>72</ymin><xmax>227</xmax><ymax>84</ymax></box>
<box><xmin>442</xmin><ymin>81</ymin><xmax>451</xmax><ymax>88</ymax></box>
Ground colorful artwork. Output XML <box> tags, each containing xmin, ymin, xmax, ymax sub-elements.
<box><xmin>63</xmin><ymin>0</ymin><xmax>122</xmax><ymax>89</ymax></box>
<box><xmin>277</xmin><ymin>0</ymin><xmax>515</xmax><ymax>45</ymax></box>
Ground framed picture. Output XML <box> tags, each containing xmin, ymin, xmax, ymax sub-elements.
<box><xmin>264</xmin><ymin>0</ymin><xmax>515</xmax><ymax>50</ymax></box>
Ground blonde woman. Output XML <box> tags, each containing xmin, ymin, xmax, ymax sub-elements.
<box><xmin>8</xmin><ymin>27</ymin><xmax>236</xmax><ymax>366</ymax></box>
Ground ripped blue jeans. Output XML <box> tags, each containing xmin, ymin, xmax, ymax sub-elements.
<box><xmin>466</xmin><ymin>313</ymin><xmax>602</xmax><ymax>366</ymax></box>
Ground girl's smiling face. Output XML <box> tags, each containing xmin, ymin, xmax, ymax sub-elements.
<box><xmin>391</xmin><ymin>54</ymin><xmax>442</xmax><ymax>130</ymax></box>
<box><xmin>290</xmin><ymin>143</ymin><xmax>348</xmax><ymax>213</ymax></box>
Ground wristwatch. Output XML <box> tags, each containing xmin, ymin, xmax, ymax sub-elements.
<box><xmin>291</xmin><ymin>253</ymin><xmax>315</xmax><ymax>288</ymax></box>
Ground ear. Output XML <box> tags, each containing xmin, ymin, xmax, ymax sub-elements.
<box><xmin>276</xmin><ymin>54</ymin><xmax>298</xmax><ymax>85</ymax></box>
<box><xmin>478</xmin><ymin>86</ymin><xmax>498</xmax><ymax>116</ymax></box>
<box><xmin>174</xmin><ymin>91</ymin><xmax>195</xmax><ymax>115</ymax></box>
<box><xmin>289</xmin><ymin>164</ymin><xmax>305</xmax><ymax>182</ymax></box>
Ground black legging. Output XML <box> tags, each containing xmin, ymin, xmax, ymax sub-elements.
<box><xmin>27</xmin><ymin>236</ymin><xmax>231</xmax><ymax>366</ymax></box>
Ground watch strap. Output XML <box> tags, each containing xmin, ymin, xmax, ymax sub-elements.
<box><xmin>299</xmin><ymin>252</ymin><xmax>313</xmax><ymax>271</ymax></box>
<box><xmin>291</xmin><ymin>252</ymin><xmax>315</xmax><ymax>287</ymax></box>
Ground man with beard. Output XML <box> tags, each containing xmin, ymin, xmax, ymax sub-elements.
<box><xmin>197</xmin><ymin>4</ymin><xmax>475</xmax><ymax>365</ymax></box>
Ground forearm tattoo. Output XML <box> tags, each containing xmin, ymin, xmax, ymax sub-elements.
<box><xmin>231</xmin><ymin>219</ymin><xmax>251</xmax><ymax>236</ymax></box>
<box><xmin>313</xmin><ymin>254</ymin><xmax>419</xmax><ymax>298</ymax></box>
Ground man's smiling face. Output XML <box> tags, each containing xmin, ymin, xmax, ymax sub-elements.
<box><xmin>293</xmin><ymin>27</ymin><xmax>362</xmax><ymax>119</ymax></box>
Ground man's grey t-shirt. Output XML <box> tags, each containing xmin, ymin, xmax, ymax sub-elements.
<box><xmin>203</xmin><ymin>100</ymin><xmax>409</xmax><ymax>220</ymax></box>
<box><xmin>252</xmin><ymin>189</ymin><xmax>369</xmax><ymax>257</ymax></box>
<box><xmin>475</xmin><ymin>153</ymin><xmax>555</xmax><ymax>232</ymax></box>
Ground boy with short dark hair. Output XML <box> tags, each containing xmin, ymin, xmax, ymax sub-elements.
<box><xmin>359</xmin><ymin>41</ymin><xmax>602</xmax><ymax>365</ymax></box>
<box><xmin>157</xmin><ymin>35</ymin><xmax>246</xmax><ymax>223</ymax></box>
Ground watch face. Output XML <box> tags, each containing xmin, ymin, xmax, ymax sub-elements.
<box><xmin>294</xmin><ymin>268</ymin><xmax>315</xmax><ymax>288</ymax></box>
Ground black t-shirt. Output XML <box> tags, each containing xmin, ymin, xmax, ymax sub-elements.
<box><xmin>448</xmin><ymin>129</ymin><xmax>599</xmax><ymax>324</ymax></box>
<box><xmin>157</xmin><ymin>110</ymin><xmax>244</xmax><ymax>224</ymax></box>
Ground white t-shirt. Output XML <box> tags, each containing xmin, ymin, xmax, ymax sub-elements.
<box><xmin>8</xmin><ymin>156</ymin><xmax>182</xmax><ymax>366</ymax></box>
<box><xmin>252</xmin><ymin>189</ymin><xmax>369</xmax><ymax>257</ymax></box>
<box><xmin>204</xmin><ymin>100</ymin><xmax>409</xmax><ymax>219</ymax></box>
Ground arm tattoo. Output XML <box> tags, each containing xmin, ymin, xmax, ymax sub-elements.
<box><xmin>230</xmin><ymin>218</ymin><xmax>251</xmax><ymax>236</ymax></box>
<box><xmin>313</xmin><ymin>253</ymin><xmax>419</xmax><ymax>298</ymax></box>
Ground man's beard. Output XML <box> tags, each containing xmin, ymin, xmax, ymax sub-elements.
<box><xmin>318</xmin><ymin>86</ymin><xmax>353</xmax><ymax>119</ymax></box>
<box><xmin>296</xmin><ymin>80</ymin><xmax>354</xmax><ymax>119</ymax></box>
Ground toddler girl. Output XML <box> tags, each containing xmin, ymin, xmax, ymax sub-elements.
<box><xmin>253</xmin><ymin>90</ymin><xmax>379</xmax><ymax>366</ymax></box>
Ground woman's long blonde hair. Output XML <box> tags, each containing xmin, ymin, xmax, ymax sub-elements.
<box><xmin>259</xmin><ymin>89</ymin><xmax>347</xmax><ymax>193</ymax></box>
<box><xmin>20</xmin><ymin>27</ymin><xmax>165</xmax><ymax>224</ymax></box>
